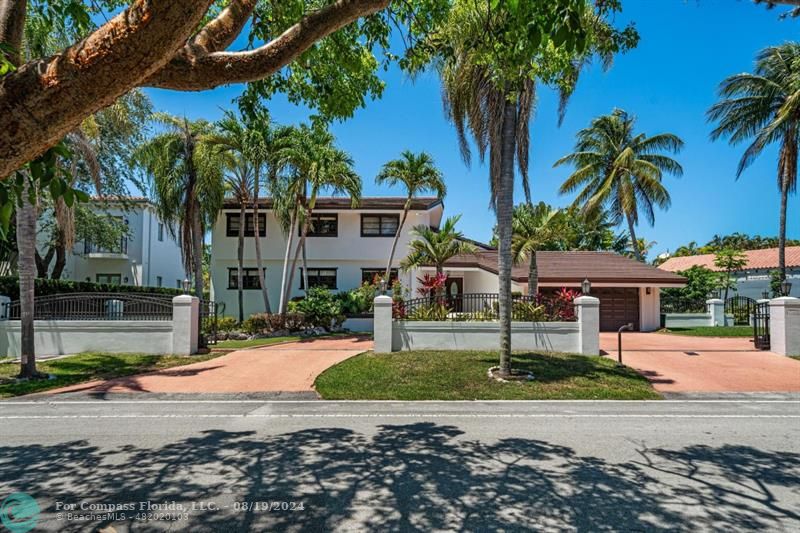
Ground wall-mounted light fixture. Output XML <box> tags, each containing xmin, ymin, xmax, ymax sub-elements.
<box><xmin>182</xmin><ymin>278</ymin><xmax>191</xmax><ymax>294</ymax></box>
<box><xmin>780</xmin><ymin>281</ymin><xmax>793</xmax><ymax>297</ymax></box>
<box><xmin>646</xmin><ymin>287</ymin><xmax>652</xmax><ymax>295</ymax></box>
<box><xmin>581</xmin><ymin>278</ymin><xmax>591</xmax><ymax>295</ymax></box>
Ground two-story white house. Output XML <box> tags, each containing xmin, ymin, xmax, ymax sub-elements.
<box><xmin>210</xmin><ymin>197</ymin><xmax>444</xmax><ymax>317</ymax></box>
<box><xmin>54</xmin><ymin>197</ymin><xmax>186</xmax><ymax>289</ymax></box>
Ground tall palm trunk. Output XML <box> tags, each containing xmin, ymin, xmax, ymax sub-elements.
<box><xmin>16</xmin><ymin>185</ymin><xmax>37</xmax><ymax>378</ymax></box>
<box><xmin>528</xmin><ymin>250</ymin><xmax>538</xmax><ymax>295</ymax></box>
<box><xmin>279</xmin><ymin>211</ymin><xmax>296</xmax><ymax>313</ymax></box>
<box><xmin>497</xmin><ymin>98</ymin><xmax>517</xmax><ymax>378</ymax></box>
<box><xmin>191</xmin><ymin>198</ymin><xmax>204</xmax><ymax>299</ymax></box>
<box><xmin>252</xmin><ymin>172</ymin><xmax>271</xmax><ymax>313</ymax></box>
<box><xmin>386</xmin><ymin>203</ymin><xmax>410</xmax><ymax>282</ymax></box>
<box><xmin>287</xmin><ymin>208</ymin><xmax>311</xmax><ymax>300</ymax></box>
<box><xmin>625</xmin><ymin>212</ymin><xmax>642</xmax><ymax>262</ymax></box>
<box><xmin>236</xmin><ymin>202</ymin><xmax>245</xmax><ymax>323</ymax></box>
<box><xmin>779</xmin><ymin>180</ymin><xmax>788</xmax><ymax>283</ymax></box>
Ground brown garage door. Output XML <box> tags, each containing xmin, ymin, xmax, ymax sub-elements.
<box><xmin>594</xmin><ymin>288</ymin><xmax>640</xmax><ymax>332</ymax></box>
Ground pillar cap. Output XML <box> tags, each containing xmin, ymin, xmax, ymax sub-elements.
<box><xmin>574</xmin><ymin>295</ymin><xmax>599</xmax><ymax>306</ymax></box>
<box><xmin>706</xmin><ymin>298</ymin><xmax>723</xmax><ymax>304</ymax></box>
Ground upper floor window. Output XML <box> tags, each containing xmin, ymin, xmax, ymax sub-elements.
<box><xmin>226</xmin><ymin>213</ymin><xmax>267</xmax><ymax>237</ymax></box>
<box><xmin>300</xmin><ymin>268</ymin><xmax>337</xmax><ymax>290</ymax></box>
<box><xmin>228</xmin><ymin>268</ymin><xmax>265</xmax><ymax>290</ymax></box>
<box><xmin>303</xmin><ymin>214</ymin><xmax>338</xmax><ymax>237</ymax></box>
<box><xmin>361</xmin><ymin>268</ymin><xmax>399</xmax><ymax>285</ymax></box>
<box><xmin>361</xmin><ymin>214</ymin><xmax>399</xmax><ymax>237</ymax></box>
<box><xmin>157</xmin><ymin>223</ymin><xmax>164</xmax><ymax>242</ymax></box>
<box><xmin>97</xmin><ymin>273</ymin><xmax>122</xmax><ymax>285</ymax></box>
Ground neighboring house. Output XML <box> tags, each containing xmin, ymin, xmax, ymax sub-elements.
<box><xmin>428</xmin><ymin>250</ymin><xmax>686</xmax><ymax>332</ymax></box>
<box><xmin>48</xmin><ymin>197</ymin><xmax>186</xmax><ymax>289</ymax></box>
<box><xmin>658</xmin><ymin>246</ymin><xmax>800</xmax><ymax>299</ymax></box>
<box><xmin>209</xmin><ymin>197</ymin><xmax>444</xmax><ymax>317</ymax></box>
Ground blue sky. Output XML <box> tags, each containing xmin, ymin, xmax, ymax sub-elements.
<box><xmin>144</xmin><ymin>0</ymin><xmax>799</xmax><ymax>259</ymax></box>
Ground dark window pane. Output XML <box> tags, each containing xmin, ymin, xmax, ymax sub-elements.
<box><xmin>362</xmin><ymin>215</ymin><xmax>399</xmax><ymax>237</ymax></box>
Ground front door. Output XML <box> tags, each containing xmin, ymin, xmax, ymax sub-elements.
<box><xmin>446</xmin><ymin>277</ymin><xmax>464</xmax><ymax>312</ymax></box>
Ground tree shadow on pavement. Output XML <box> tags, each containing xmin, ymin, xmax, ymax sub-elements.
<box><xmin>0</xmin><ymin>423</ymin><xmax>798</xmax><ymax>531</ymax></box>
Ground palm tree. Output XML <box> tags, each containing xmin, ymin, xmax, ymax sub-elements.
<box><xmin>401</xmin><ymin>215</ymin><xmax>477</xmax><ymax>295</ymax></box>
<box><xmin>136</xmin><ymin>114</ymin><xmax>225</xmax><ymax>301</ymax></box>
<box><xmin>708</xmin><ymin>43</ymin><xmax>800</xmax><ymax>283</ymax></box>
<box><xmin>511</xmin><ymin>202</ymin><xmax>559</xmax><ymax>294</ymax></box>
<box><xmin>375</xmin><ymin>151</ymin><xmax>446</xmax><ymax>283</ymax></box>
<box><xmin>210</xmin><ymin>109</ymin><xmax>277</xmax><ymax>313</ymax></box>
<box><xmin>16</xmin><ymin>183</ymin><xmax>37</xmax><ymax>378</ymax></box>
<box><xmin>556</xmin><ymin>109</ymin><xmax>684</xmax><ymax>262</ymax></box>
<box><xmin>276</xmin><ymin>125</ymin><xmax>361</xmax><ymax>311</ymax></box>
<box><xmin>222</xmin><ymin>155</ymin><xmax>254</xmax><ymax>323</ymax></box>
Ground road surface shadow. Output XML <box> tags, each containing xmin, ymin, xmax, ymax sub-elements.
<box><xmin>0</xmin><ymin>423</ymin><xmax>797</xmax><ymax>531</ymax></box>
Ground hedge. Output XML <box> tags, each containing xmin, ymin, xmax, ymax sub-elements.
<box><xmin>0</xmin><ymin>277</ymin><xmax>184</xmax><ymax>301</ymax></box>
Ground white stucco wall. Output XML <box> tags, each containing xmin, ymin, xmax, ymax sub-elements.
<box><xmin>392</xmin><ymin>321</ymin><xmax>582</xmax><ymax>353</ymax></box>
<box><xmin>210</xmin><ymin>207</ymin><xmax>437</xmax><ymax>318</ymax></box>
<box><xmin>0</xmin><ymin>320</ymin><xmax>174</xmax><ymax>357</ymax></box>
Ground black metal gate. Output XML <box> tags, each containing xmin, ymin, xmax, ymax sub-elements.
<box><xmin>199</xmin><ymin>300</ymin><xmax>224</xmax><ymax>347</ymax></box>
<box><xmin>726</xmin><ymin>296</ymin><xmax>756</xmax><ymax>326</ymax></box>
<box><xmin>753</xmin><ymin>301</ymin><xmax>770</xmax><ymax>350</ymax></box>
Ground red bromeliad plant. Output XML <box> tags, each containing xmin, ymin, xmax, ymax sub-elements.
<box><xmin>549</xmin><ymin>287</ymin><xmax>582</xmax><ymax>321</ymax></box>
<box><xmin>416</xmin><ymin>273</ymin><xmax>448</xmax><ymax>297</ymax></box>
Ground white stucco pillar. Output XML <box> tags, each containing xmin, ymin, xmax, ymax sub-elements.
<box><xmin>574</xmin><ymin>296</ymin><xmax>600</xmax><ymax>356</ymax></box>
<box><xmin>706</xmin><ymin>298</ymin><xmax>725</xmax><ymax>327</ymax></box>
<box><xmin>769</xmin><ymin>297</ymin><xmax>800</xmax><ymax>356</ymax></box>
<box><xmin>0</xmin><ymin>295</ymin><xmax>10</xmax><ymax>321</ymax></box>
<box><xmin>373</xmin><ymin>295</ymin><xmax>394</xmax><ymax>354</ymax></box>
<box><xmin>172</xmin><ymin>295</ymin><xmax>199</xmax><ymax>355</ymax></box>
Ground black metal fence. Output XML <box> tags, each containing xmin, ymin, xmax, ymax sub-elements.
<box><xmin>726</xmin><ymin>296</ymin><xmax>756</xmax><ymax>326</ymax></box>
<box><xmin>1</xmin><ymin>292</ymin><xmax>173</xmax><ymax>321</ymax></box>
<box><xmin>395</xmin><ymin>293</ymin><xmax>577</xmax><ymax>322</ymax></box>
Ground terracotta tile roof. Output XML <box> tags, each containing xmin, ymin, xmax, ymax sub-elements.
<box><xmin>658</xmin><ymin>246</ymin><xmax>800</xmax><ymax>273</ymax></box>
<box><xmin>221</xmin><ymin>196</ymin><xmax>443</xmax><ymax>211</ymax></box>
<box><xmin>443</xmin><ymin>250</ymin><xmax>687</xmax><ymax>285</ymax></box>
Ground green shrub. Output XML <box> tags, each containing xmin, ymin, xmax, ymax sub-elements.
<box><xmin>512</xmin><ymin>301</ymin><xmax>547</xmax><ymax>321</ymax></box>
<box><xmin>407</xmin><ymin>303</ymin><xmax>450</xmax><ymax>321</ymax></box>
<box><xmin>289</xmin><ymin>287</ymin><xmax>344</xmax><ymax>330</ymax></box>
<box><xmin>336</xmin><ymin>282</ymin><xmax>377</xmax><ymax>315</ymax></box>
<box><xmin>242</xmin><ymin>313</ymin><xmax>307</xmax><ymax>334</ymax></box>
<box><xmin>0</xmin><ymin>277</ymin><xmax>184</xmax><ymax>300</ymax></box>
<box><xmin>216</xmin><ymin>316</ymin><xmax>239</xmax><ymax>333</ymax></box>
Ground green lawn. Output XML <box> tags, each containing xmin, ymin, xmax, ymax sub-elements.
<box><xmin>315</xmin><ymin>350</ymin><xmax>660</xmax><ymax>400</ymax></box>
<box><xmin>790</xmin><ymin>356</ymin><xmax>800</xmax><ymax>361</ymax></box>
<box><xmin>659</xmin><ymin>326</ymin><xmax>753</xmax><ymax>337</ymax></box>
<box><xmin>0</xmin><ymin>352</ymin><xmax>223</xmax><ymax>398</ymax></box>
<box><xmin>213</xmin><ymin>336</ymin><xmax>301</xmax><ymax>350</ymax></box>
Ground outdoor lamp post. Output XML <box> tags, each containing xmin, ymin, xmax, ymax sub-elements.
<box><xmin>380</xmin><ymin>278</ymin><xmax>388</xmax><ymax>296</ymax></box>
<box><xmin>780</xmin><ymin>280</ymin><xmax>792</xmax><ymax>297</ymax></box>
<box><xmin>762</xmin><ymin>290</ymin><xmax>770</xmax><ymax>300</ymax></box>
<box><xmin>581</xmin><ymin>278</ymin><xmax>591</xmax><ymax>295</ymax></box>
<box><xmin>182</xmin><ymin>278</ymin><xmax>191</xmax><ymax>294</ymax></box>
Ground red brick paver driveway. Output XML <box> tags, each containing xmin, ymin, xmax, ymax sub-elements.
<box><xmin>600</xmin><ymin>332</ymin><xmax>800</xmax><ymax>393</ymax></box>
<box><xmin>47</xmin><ymin>336</ymin><xmax>373</xmax><ymax>395</ymax></box>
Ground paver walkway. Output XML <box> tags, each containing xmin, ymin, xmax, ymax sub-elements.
<box><xmin>47</xmin><ymin>336</ymin><xmax>373</xmax><ymax>395</ymax></box>
<box><xmin>600</xmin><ymin>332</ymin><xmax>800</xmax><ymax>393</ymax></box>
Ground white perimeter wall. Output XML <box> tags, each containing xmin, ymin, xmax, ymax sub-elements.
<box><xmin>0</xmin><ymin>321</ymin><xmax>174</xmax><ymax>357</ymax></box>
<box><xmin>393</xmin><ymin>321</ymin><xmax>582</xmax><ymax>353</ymax></box>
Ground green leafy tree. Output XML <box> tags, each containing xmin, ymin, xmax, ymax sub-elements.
<box><xmin>708</xmin><ymin>43</ymin><xmax>800</xmax><ymax>283</ymax></box>
<box><xmin>135</xmin><ymin>114</ymin><xmax>225</xmax><ymax>300</ymax></box>
<box><xmin>375</xmin><ymin>150</ymin><xmax>446</xmax><ymax>283</ymax></box>
<box><xmin>430</xmin><ymin>0</ymin><xmax>637</xmax><ymax>377</ymax></box>
<box><xmin>714</xmin><ymin>248</ymin><xmax>748</xmax><ymax>301</ymax></box>
<box><xmin>556</xmin><ymin>109</ymin><xmax>684</xmax><ymax>262</ymax></box>
<box><xmin>661</xmin><ymin>265</ymin><xmax>722</xmax><ymax>312</ymax></box>
<box><xmin>401</xmin><ymin>215</ymin><xmax>476</xmax><ymax>297</ymax></box>
<box><xmin>511</xmin><ymin>202</ymin><xmax>559</xmax><ymax>294</ymax></box>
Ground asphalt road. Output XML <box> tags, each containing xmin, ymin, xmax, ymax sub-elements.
<box><xmin>0</xmin><ymin>399</ymin><xmax>798</xmax><ymax>532</ymax></box>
